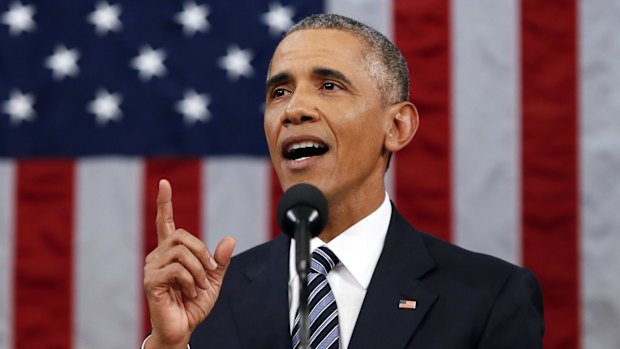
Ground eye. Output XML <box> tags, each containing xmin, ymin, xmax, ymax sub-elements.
<box><xmin>323</xmin><ymin>82</ymin><xmax>338</xmax><ymax>91</ymax></box>
<box><xmin>272</xmin><ymin>88</ymin><xmax>289</xmax><ymax>98</ymax></box>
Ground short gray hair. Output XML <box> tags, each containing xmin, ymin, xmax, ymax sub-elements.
<box><xmin>285</xmin><ymin>13</ymin><xmax>410</xmax><ymax>104</ymax></box>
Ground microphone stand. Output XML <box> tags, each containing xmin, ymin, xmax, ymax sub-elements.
<box><xmin>277</xmin><ymin>184</ymin><xmax>326</xmax><ymax>349</ymax></box>
<box><xmin>292</xmin><ymin>213</ymin><xmax>315</xmax><ymax>349</ymax></box>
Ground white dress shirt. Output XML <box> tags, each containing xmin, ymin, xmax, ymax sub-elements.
<box><xmin>288</xmin><ymin>193</ymin><xmax>392</xmax><ymax>349</ymax></box>
<box><xmin>143</xmin><ymin>193</ymin><xmax>391</xmax><ymax>349</ymax></box>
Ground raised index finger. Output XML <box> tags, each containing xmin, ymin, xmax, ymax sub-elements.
<box><xmin>156</xmin><ymin>179</ymin><xmax>176</xmax><ymax>244</ymax></box>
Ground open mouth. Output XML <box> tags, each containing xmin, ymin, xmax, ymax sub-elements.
<box><xmin>283</xmin><ymin>140</ymin><xmax>329</xmax><ymax>161</ymax></box>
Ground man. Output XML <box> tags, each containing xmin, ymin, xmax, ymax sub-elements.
<box><xmin>143</xmin><ymin>14</ymin><xmax>544</xmax><ymax>349</ymax></box>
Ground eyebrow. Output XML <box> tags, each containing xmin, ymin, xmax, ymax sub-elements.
<box><xmin>312</xmin><ymin>67</ymin><xmax>351</xmax><ymax>85</ymax></box>
<box><xmin>265</xmin><ymin>72</ymin><xmax>290</xmax><ymax>92</ymax></box>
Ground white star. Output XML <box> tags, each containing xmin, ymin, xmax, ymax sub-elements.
<box><xmin>261</xmin><ymin>3</ymin><xmax>294</xmax><ymax>35</ymax></box>
<box><xmin>218</xmin><ymin>45</ymin><xmax>254</xmax><ymax>81</ymax></box>
<box><xmin>87</xmin><ymin>1</ymin><xmax>122</xmax><ymax>35</ymax></box>
<box><xmin>2</xmin><ymin>89</ymin><xmax>35</xmax><ymax>125</ymax></box>
<box><xmin>1</xmin><ymin>1</ymin><xmax>36</xmax><ymax>36</ymax></box>
<box><xmin>174</xmin><ymin>2</ymin><xmax>209</xmax><ymax>36</ymax></box>
<box><xmin>87</xmin><ymin>89</ymin><xmax>122</xmax><ymax>125</ymax></box>
<box><xmin>131</xmin><ymin>45</ymin><xmax>167</xmax><ymax>81</ymax></box>
<box><xmin>176</xmin><ymin>90</ymin><xmax>210</xmax><ymax>124</ymax></box>
<box><xmin>45</xmin><ymin>45</ymin><xmax>80</xmax><ymax>80</ymax></box>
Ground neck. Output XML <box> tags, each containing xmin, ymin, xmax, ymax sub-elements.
<box><xmin>318</xmin><ymin>183</ymin><xmax>386</xmax><ymax>243</ymax></box>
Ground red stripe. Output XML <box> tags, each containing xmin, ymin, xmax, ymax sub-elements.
<box><xmin>142</xmin><ymin>158</ymin><xmax>202</xmax><ymax>335</ymax></box>
<box><xmin>394</xmin><ymin>0</ymin><xmax>452</xmax><ymax>241</ymax></box>
<box><xmin>521</xmin><ymin>1</ymin><xmax>580</xmax><ymax>348</ymax></box>
<box><xmin>14</xmin><ymin>160</ymin><xmax>74</xmax><ymax>348</ymax></box>
<box><xmin>270</xmin><ymin>167</ymin><xmax>283</xmax><ymax>239</ymax></box>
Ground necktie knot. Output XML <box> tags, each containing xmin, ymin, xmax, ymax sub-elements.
<box><xmin>310</xmin><ymin>246</ymin><xmax>339</xmax><ymax>276</ymax></box>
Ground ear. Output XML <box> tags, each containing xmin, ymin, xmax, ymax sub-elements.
<box><xmin>384</xmin><ymin>102</ymin><xmax>419</xmax><ymax>153</ymax></box>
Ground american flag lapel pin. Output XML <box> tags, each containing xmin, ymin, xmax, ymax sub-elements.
<box><xmin>399</xmin><ymin>299</ymin><xmax>417</xmax><ymax>310</ymax></box>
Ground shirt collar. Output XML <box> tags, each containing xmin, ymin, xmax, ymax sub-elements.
<box><xmin>289</xmin><ymin>193</ymin><xmax>392</xmax><ymax>289</ymax></box>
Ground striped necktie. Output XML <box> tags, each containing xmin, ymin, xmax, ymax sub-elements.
<box><xmin>292</xmin><ymin>246</ymin><xmax>340</xmax><ymax>349</ymax></box>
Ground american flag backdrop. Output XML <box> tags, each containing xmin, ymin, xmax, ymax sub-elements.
<box><xmin>0</xmin><ymin>0</ymin><xmax>618</xmax><ymax>348</ymax></box>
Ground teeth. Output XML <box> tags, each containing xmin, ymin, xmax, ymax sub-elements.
<box><xmin>287</xmin><ymin>141</ymin><xmax>323</xmax><ymax>152</ymax></box>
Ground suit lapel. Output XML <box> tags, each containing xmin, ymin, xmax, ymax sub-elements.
<box><xmin>348</xmin><ymin>207</ymin><xmax>438</xmax><ymax>349</ymax></box>
<box><xmin>229</xmin><ymin>235</ymin><xmax>292</xmax><ymax>348</ymax></box>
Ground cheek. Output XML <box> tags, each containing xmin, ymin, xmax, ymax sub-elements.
<box><xmin>336</xmin><ymin>107</ymin><xmax>386</xmax><ymax>147</ymax></box>
<box><xmin>263</xmin><ymin>113</ymin><xmax>279</xmax><ymax>149</ymax></box>
<box><xmin>335</xmin><ymin>123</ymin><xmax>383</xmax><ymax>168</ymax></box>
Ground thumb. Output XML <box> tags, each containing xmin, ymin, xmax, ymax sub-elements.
<box><xmin>214</xmin><ymin>237</ymin><xmax>235</xmax><ymax>266</ymax></box>
<box><xmin>210</xmin><ymin>237</ymin><xmax>235</xmax><ymax>282</ymax></box>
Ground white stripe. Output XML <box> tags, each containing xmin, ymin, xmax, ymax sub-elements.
<box><xmin>580</xmin><ymin>1</ymin><xmax>620</xmax><ymax>347</ymax></box>
<box><xmin>325</xmin><ymin>0</ymin><xmax>393</xmax><ymax>39</ymax></box>
<box><xmin>203</xmin><ymin>158</ymin><xmax>270</xmax><ymax>255</ymax></box>
<box><xmin>0</xmin><ymin>161</ymin><xmax>14</xmax><ymax>349</ymax></box>
<box><xmin>74</xmin><ymin>159</ymin><xmax>143</xmax><ymax>349</ymax></box>
<box><xmin>309</xmin><ymin>310</ymin><xmax>338</xmax><ymax>345</ymax></box>
<box><xmin>452</xmin><ymin>0</ymin><xmax>520</xmax><ymax>264</ymax></box>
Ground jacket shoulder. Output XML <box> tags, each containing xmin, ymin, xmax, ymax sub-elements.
<box><xmin>219</xmin><ymin>234</ymin><xmax>289</xmax><ymax>289</ymax></box>
<box><xmin>419</xmin><ymin>230</ymin><xmax>523</xmax><ymax>282</ymax></box>
<box><xmin>227</xmin><ymin>234</ymin><xmax>289</xmax><ymax>269</ymax></box>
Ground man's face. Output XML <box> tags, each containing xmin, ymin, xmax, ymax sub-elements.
<box><xmin>264</xmin><ymin>29</ymin><xmax>391</xmax><ymax>205</ymax></box>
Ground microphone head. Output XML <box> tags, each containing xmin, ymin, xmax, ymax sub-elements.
<box><xmin>277</xmin><ymin>183</ymin><xmax>328</xmax><ymax>239</ymax></box>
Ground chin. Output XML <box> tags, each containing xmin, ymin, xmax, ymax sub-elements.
<box><xmin>280</xmin><ymin>177</ymin><xmax>328</xmax><ymax>195</ymax></box>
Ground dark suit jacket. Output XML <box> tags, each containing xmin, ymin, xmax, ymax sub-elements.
<box><xmin>192</xmin><ymin>206</ymin><xmax>544</xmax><ymax>348</ymax></box>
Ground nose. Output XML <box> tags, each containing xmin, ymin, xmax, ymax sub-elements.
<box><xmin>281</xmin><ymin>87</ymin><xmax>319</xmax><ymax>125</ymax></box>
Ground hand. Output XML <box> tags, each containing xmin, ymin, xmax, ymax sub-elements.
<box><xmin>143</xmin><ymin>179</ymin><xmax>235</xmax><ymax>348</ymax></box>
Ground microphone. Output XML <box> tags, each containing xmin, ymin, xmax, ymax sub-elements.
<box><xmin>277</xmin><ymin>183</ymin><xmax>328</xmax><ymax>349</ymax></box>
<box><xmin>277</xmin><ymin>183</ymin><xmax>327</xmax><ymax>238</ymax></box>
<box><xmin>277</xmin><ymin>182</ymin><xmax>328</xmax><ymax>277</ymax></box>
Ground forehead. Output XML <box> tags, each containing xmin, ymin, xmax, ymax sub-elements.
<box><xmin>269</xmin><ymin>29</ymin><xmax>367</xmax><ymax>77</ymax></box>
